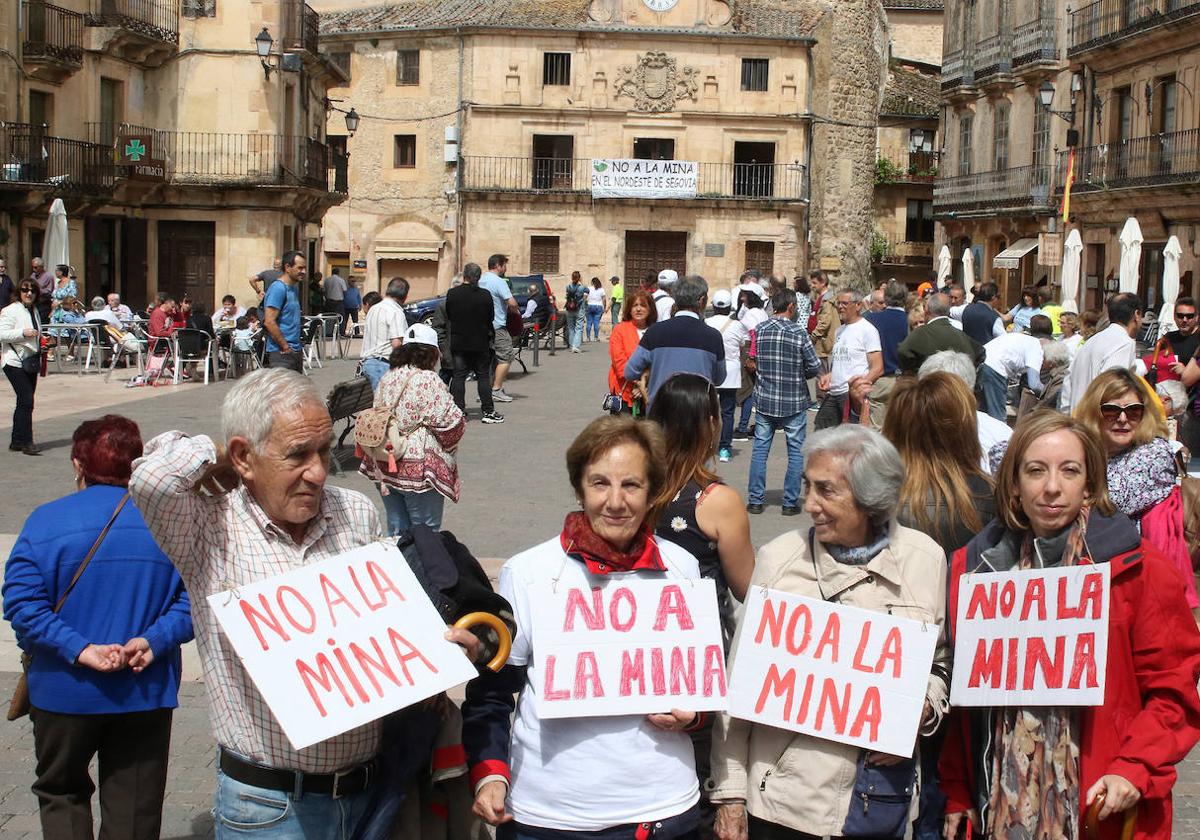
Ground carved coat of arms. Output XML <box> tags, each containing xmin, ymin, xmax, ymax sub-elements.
<box><xmin>613</xmin><ymin>52</ymin><xmax>699</xmax><ymax>113</ymax></box>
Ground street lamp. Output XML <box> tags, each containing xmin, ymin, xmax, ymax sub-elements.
<box><xmin>1039</xmin><ymin>80</ymin><xmax>1078</xmax><ymax>146</ymax></box>
<box><xmin>344</xmin><ymin>108</ymin><xmax>360</xmax><ymax>137</ymax></box>
<box><xmin>255</xmin><ymin>27</ymin><xmax>274</xmax><ymax>78</ymax></box>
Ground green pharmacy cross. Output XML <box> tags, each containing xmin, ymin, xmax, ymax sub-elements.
<box><xmin>124</xmin><ymin>139</ymin><xmax>147</xmax><ymax>162</ymax></box>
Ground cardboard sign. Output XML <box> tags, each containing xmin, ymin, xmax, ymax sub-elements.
<box><xmin>528</xmin><ymin>578</ymin><xmax>727</xmax><ymax>719</ymax></box>
<box><xmin>950</xmin><ymin>565</ymin><xmax>1109</xmax><ymax>707</ymax></box>
<box><xmin>727</xmin><ymin>587</ymin><xmax>939</xmax><ymax>758</ymax></box>
<box><xmin>591</xmin><ymin>158</ymin><xmax>699</xmax><ymax>199</ymax></box>
<box><xmin>208</xmin><ymin>543</ymin><xmax>479</xmax><ymax>750</ymax></box>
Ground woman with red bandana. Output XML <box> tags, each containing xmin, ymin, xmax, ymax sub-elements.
<box><xmin>462</xmin><ymin>416</ymin><xmax>706</xmax><ymax>839</ymax></box>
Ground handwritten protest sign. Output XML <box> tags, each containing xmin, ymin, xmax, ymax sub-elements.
<box><xmin>528</xmin><ymin>578</ymin><xmax>727</xmax><ymax>719</ymax></box>
<box><xmin>950</xmin><ymin>565</ymin><xmax>1109</xmax><ymax>707</ymax></box>
<box><xmin>727</xmin><ymin>587</ymin><xmax>938</xmax><ymax>758</ymax></box>
<box><xmin>591</xmin><ymin>158</ymin><xmax>699</xmax><ymax>199</ymax></box>
<box><xmin>208</xmin><ymin>543</ymin><xmax>479</xmax><ymax>750</ymax></box>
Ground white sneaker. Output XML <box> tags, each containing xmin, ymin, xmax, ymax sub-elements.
<box><xmin>492</xmin><ymin>388</ymin><xmax>514</xmax><ymax>403</ymax></box>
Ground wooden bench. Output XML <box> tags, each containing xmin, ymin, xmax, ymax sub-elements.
<box><xmin>326</xmin><ymin>375</ymin><xmax>374</xmax><ymax>474</ymax></box>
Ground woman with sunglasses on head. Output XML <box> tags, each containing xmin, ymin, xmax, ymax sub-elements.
<box><xmin>0</xmin><ymin>282</ymin><xmax>44</xmax><ymax>455</ymax></box>
<box><xmin>1075</xmin><ymin>368</ymin><xmax>1199</xmax><ymax>610</ymax></box>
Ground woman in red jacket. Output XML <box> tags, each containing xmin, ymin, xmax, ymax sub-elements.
<box><xmin>607</xmin><ymin>289</ymin><xmax>656</xmax><ymax>414</ymax></box>
<box><xmin>941</xmin><ymin>411</ymin><xmax>1200</xmax><ymax>840</ymax></box>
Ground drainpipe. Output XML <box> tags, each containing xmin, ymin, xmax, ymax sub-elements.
<box><xmin>454</xmin><ymin>28</ymin><xmax>465</xmax><ymax>276</ymax></box>
<box><xmin>802</xmin><ymin>39</ymin><xmax>815</xmax><ymax>274</ymax></box>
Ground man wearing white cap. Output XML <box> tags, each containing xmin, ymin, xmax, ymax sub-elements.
<box><xmin>706</xmin><ymin>289</ymin><xmax>750</xmax><ymax>462</ymax></box>
<box><xmin>653</xmin><ymin>269</ymin><xmax>677</xmax><ymax>322</ymax></box>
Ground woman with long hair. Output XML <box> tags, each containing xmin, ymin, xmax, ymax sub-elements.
<box><xmin>0</xmin><ymin>280</ymin><xmax>43</xmax><ymax>454</ymax></box>
<box><xmin>608</xmin><ymin>289</ymin><xmax>657</xmax><ymax>414</ymax></box>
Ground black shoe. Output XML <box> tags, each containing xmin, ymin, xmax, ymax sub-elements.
<box><xmin>781</xmin><ymin>505</ymin><xmax>801</xmax><ymax>516</ymax></box>
<box><xmin>9</xmin><ymin>443</ymin><xmax>22</xmax><ymax>452</ymax></box>
<box><xmin>481</xmin><ymin>411</ymin><xmax>506</xmax><ymax>424</ymax></box>
<box><xmin>732</xmin><ymin>429</ymin><xmax>752</xmax><ymax>442</ymax></box>
<box><xmin>746</xmin><ymin>503</ymin><xmax>764</xmax><ymax>514</ymax></box>
<box><xmin>21</xmin><ymin>444</ymin><xmax>41</xmax><ymax>456</ymax></box>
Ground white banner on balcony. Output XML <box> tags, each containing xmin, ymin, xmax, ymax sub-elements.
<box><xmin>591</xmin><ymin>158</ymin><xmax>698</xmax><ymax>199</ymax></box>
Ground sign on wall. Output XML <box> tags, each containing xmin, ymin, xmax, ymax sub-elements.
<box><xmin>950</xmin><ymin>566</ymin><xmax>1109</xmax><ymax>707</ymax></box>
<box><xmin>727</xmin><ymin>587</ymin><xmax>939</xmax><ymax>758</ymax></box>
<box><xmin>591</xmin><ymin>158</ymin><xmax>699</xmax><ymax>199</ymax></box>
<box><xmin>528</xmin><ymin>578</ymin><xmax>727</xmax><ymax>719</ymax></box>
<box><xmin>208</xmin><ymin>543</ymin><xmax>479</xmax><ymax>750</ymax></box>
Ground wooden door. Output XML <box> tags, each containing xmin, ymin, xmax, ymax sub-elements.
<box><xmin>157</xmin><ymin>221</ymin><xmax>215</xmax><ymax>311</ymax></box>
<box><xmin>121</xmin><ymin>218</ymin><xmax>148</xmax><ymax>309</ymax></box>
<box><xmin>624</xmin><ymin>231</ymin><xmax>687</xmax><ymax>284</ymax></box>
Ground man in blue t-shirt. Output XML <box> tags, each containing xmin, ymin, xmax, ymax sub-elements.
<box><xmin>477</xmin><ymin>253</ymin><xmax>520</xmax><ymax>404</ymax></box>
<box><xmin>263</xmin><ymin>250</ymin><xmax>305</xmax><ymax>373</ymax></box>
<box><xmin>862</xmin><ymin>279</ymin><xmax>910</xmax><ymax>428</ymax></box>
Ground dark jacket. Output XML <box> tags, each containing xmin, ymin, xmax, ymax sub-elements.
<box><xmin>897</xmin><ymin>316</ymin><xmax>986</xmax><ymax>374</ymax></box>
<box><xmin>961</xmin><ymin>301</ymin><xmax>1001</xmax><ymax>347</ymax></box>
<box><xmin>940</xmin><ymin>511</ymin><xmax>1200</xmax><ymax>840</ymax></box>
<box><xmin>445</xmin><ymin>284</ymin><xmax>493</xmax><ymax>354</ymax></box>
<box><xmin>623</xmin><ymin>312</ymin><xmax>726</xmax><ymax>402</ymax></box>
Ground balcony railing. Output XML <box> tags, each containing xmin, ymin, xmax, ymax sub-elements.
<box><xmin>86</xmin><ymin>123</ymin><xmax>335</xmax><ymax>190</ymax></box>
<box><xmin>0</xmin><ymin>123</ymin><xmax>115</xmax><ymax>194</ymax></box>
<box><xmin>873</xmin><ymin>237</ymin><xmax>935</xmax><ymax>265</ymax></box>
<box><xmin>23</xmin><ymin>1</ymin><xmax>85</xmax><ymax>64</ymax></box>
<box><xmin>975</xmin><ymin>32</ymin><xmax>1014</xmax><ymax>79</ymax></box>
<box><xmin>460</xmin><ymin>157</ymin><xmax>807</xmax><ymax>201</ymax></box>
<box><xmin>940</xmin><ymin>49</ymin><xmax>976</xmax><ymax>92</ymax></box>
<box><xmin>88</xmin><ymin>0</ymin><xmax>179</xmax><ymax>43</ymax></box>
<box><xmin>1060</xmin><ymin>129</ymin><xmax>1200</xmax><ymax>192</ymax></box>
<box><xmin>875</xmin><ymin>151</ymin><xmax>940</xmax><ymax>184</ymax></box>
<box><xmin>1070</xmin><ymin>0</ymin><xmax>1200</xmax><ymax>54</ymax></box>
<box><xmin>328</xmin><ymin>150</ymin><xmax>347</xmax><ymax>194</ymax></box>
<box><xmin>1012</xmin><ymin>18</ymin><xmax>1060</xmax><ymax>67</ymax></box>
<box><xmin>934</xmin><ymin>164</ymin><xmax>1056</xmax><ymax>214</ymax></box>
<box><xmin>283</xmin><ymin>0</ymin><xmax>319</xmax><ymax>54</ymax></box>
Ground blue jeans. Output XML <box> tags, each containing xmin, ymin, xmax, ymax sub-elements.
<box><xmin>585</xmin><ymin>305</ymin><xmax>604</xmax><ymax>340</ymax></box>
<box><xmin>566</xmin><ymin>310</ymin><xmax>584</xmax><ymax>348</ymax></box>
<box><xmin>978</xmin><ymin>364</ymin><xmax>1009</xmax><ymax>421</ymax></box>
<box><xmin>735</xmin><ymin>392</ymin><xmax>755</xmax><ymax>433</ymax></box>
<box><xmin>213</xmin><ymin>769</ymin><xmax>371</xmax><ymax>839</ymax></box>
<box><xmin>718</xmin><ymin>388</ymin><xmax>736</xmax><ymax>450</ymax></box>
<box><xmin>747</xmin><ymin>411</ymin><xmax>807</xmax><ymax>507</ymax></box>
<box><xmin>380</xmin><ymin>487</ymin><xmax>445</xmax><ymax>536</ymax></box>
<box><xmin>361</xmin><ymin>357</ymin><xmax>390</xmax><ymax>391</ymax></box>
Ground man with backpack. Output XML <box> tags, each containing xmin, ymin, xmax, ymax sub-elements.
<box><xmin>564</xmin><ymin>272</ymin><xmax>587</xmax><ymax>353</ymax></box>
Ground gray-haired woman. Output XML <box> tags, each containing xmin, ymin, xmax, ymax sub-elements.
<box><xmin>710</xmin><ymin>425</ymin><xmax>951</xmax><ymax>840</ymax></box>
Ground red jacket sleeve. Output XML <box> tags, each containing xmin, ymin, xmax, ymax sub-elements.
<box><xmin>1106</xmin><ymin>544</ymin><xmax>1200</xmax><ymax>798</ymax></box>
<box><xmin>938</xmin><ymin>546</ymin><xmax>976</xmax><ymax>814</ymax></box>
<box><xmin>608</xmin><ymin>323</ymin><xmax>637</xmax><ymax>403</ymax></box>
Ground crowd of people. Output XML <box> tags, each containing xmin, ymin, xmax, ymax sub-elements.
<box><xmin>5</xmin><ymin>256</ymin><xmax>1200</xmax><ymax>840</ymax></box>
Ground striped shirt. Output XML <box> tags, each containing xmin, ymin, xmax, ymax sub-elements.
<box><xmin>130</xmin><ymin>432</ymin><xmax>384</xmax><ymax>773</ymax></box>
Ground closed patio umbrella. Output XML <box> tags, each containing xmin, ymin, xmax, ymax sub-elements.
<box><xmin>1061</xmin><ymin>229</ymin><xmax>1083</xmax><ymax>313</ymax></box>
<box><xmin>1118</xmin><ymin>216</ymin><xmax>1142</xmax><ymax>295</ymax></box>
<box><xmin>1158</xmin><ymin>236</ymin><xmax>1183</xmax><ymax>337</ymax></box>
<box><xmin>961</xmin><ymin>247</ymin><xmax>975</xmax><ymax>292</ymax></box>
<box><xmin>936</xmin><ymin>245</ymin><xmax>952</xmax><ymax>288</ymax></box>
<box><xmin>42</xmin><ymin>198</ymin><xmax>69</xmax><ymax>273</ymax></box>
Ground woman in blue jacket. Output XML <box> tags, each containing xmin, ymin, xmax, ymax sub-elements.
<box><xmin>3</xmin><ymin>414</ymin><xmax>193</xmax><ymax>840</ymax></box>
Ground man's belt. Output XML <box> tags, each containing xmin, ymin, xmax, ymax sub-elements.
<box><xmin>218</xmin><ymin>748</ymin><xmax>379</xmax><ymax>799</ymax></box>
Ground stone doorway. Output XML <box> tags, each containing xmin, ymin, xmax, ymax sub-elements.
<box><xmin>157</xmin><ymin>221</ymin><xmax>215</xmax><ymax>312</ymax></box>
<box><xmin>624</xmin><ymin>230</ymin><xmax>686</xmax><ymax>284</ymax></box>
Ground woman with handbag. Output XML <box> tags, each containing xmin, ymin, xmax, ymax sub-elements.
<box><xmin>359</xmin><ymin>323</ymin><xmax>466</xmax><ymax>535</ymax></box>
<box><xmin>607</xmin><ymin>288</ymin><xmax>657</xmax><ymax>415</ymax></box>
<box><xmin>710</xmin><ymin>425</ymin><xmax>951</xmax><ymax>840</ymax></box>
<box><xmin>2</xmin><ymin>414</ymin><xmax>193</xmax><ymax>840</ymax></box>
<box><xmin>0</xmin><ymin>280</ymin><xmax>45</xmax><ymax>455</ymax></box>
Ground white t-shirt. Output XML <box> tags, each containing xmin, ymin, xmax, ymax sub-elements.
<box><xmin>706</xmin><ymin>313</ymin><xmax>749</xmax><ymax>391</ymax></box>
<box><xmin>86</xmin><ymin>308</ymin><xmax>123</xmax><ymax>330</ymax></box>
<box><xmin>1065</xmin><ymin>323</ymin><xmax>1136</xmax><ymax>412</ymax></box>
<box><xmin>360</xmin><ymin>298</ymin><xmax>408</xmax><ymax>361</ymax></box>
<box><xmin>499</xmin><ymin>537</ymin><xmax>701</xmax><ymax>831</ymax></box>
<box><xmin>983</xmin><ymin>332</ymin><xmax>1043</xmax><ymax>379</ymax></box>
<box><xmin>829</xmin><ymin>318</ymin><xmax>882</xmax><ymax>396</ymax></box>
<box><xmin>739</xmin><ymin>307</ymin><xmax>769</xmax><ymax>335</ymax></box>
<box><xmin>976</xmin><ymin>410</ymin><xmax>1012</xmax><ymax>475</ymax></box>
<box><xmin>653</xmin><ymin>290</ymin><xmax>675</xmax><ymax>322</ymax></box>
<box><xmin>587</xmin><ymin>287</ymin><xmax>606</xmax><ymax>307</ymax></box>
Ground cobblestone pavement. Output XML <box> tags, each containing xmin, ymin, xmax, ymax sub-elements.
<box><xmin>0</xmin><ymin>337</ymin><xmax>1199</xmax><ymax>836</ymax></box>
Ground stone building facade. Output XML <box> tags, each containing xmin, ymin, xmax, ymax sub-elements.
<box><xmin>316</xmin><ymin>0</ymin><xmax>890</xmax><ymax>299</ymax></box>
<box><xmin>1</xmin><ymin>0</ymin><xmax>346</xmax><ymax>311</ymax></box>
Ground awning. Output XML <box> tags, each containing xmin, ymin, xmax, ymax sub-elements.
<box><xmin>992</xmin><ymin>238</ymin><xmax>1039</xmax><ymax>270</ymax></box>
<box><xmin>374</xmin><ymin>243</ymin><xmax>441</xmax><ymax>261</ymax></box>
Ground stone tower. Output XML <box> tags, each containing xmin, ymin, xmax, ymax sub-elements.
<box><xmin>807</xmin><ymin>0</ymin><xmax>890</xmax><ymax>292</ymax></box>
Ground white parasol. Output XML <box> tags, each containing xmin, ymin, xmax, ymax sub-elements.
<box><xmin>1118</xmin><ymin>216</ymin><xmax>1142</xmax><ymax>295</ymax></box>
<box><xmin>961</xmin><ymin>247</ymin><xmax>975</xmax><ymax>291</ymax></box>
<box><xmin>1060</xmin><ymin>229</ymin><xmax>1083</xmax><ymax>313</ymax></box>
<box><xmin>41</xmin><ymin>198</ymin><xmax>69</xmax><ymax>272</ymax></box>
<box><xmin>1158</xmin><ymin>236</ymin><xmax>1184</xmax><ymax>337</ymax></box>
<box><xmin>936</xmin><ymin>245</ymin><xmax>952</xmax><ymax>288</ymax></box>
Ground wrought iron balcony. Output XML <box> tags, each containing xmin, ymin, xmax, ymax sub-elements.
<box><xmin>1012</xmin><ymin>17</ymin><xmax>1060</xmax><ymax>69</ymax></box>
<box><xmin>1059</xmin><ymin>129</ymin><xmax>1200</xmax><ymax>193</ymax></box>
<box><xmin>328</xmin><ymin>150</ymin><xmax>348</xmax><ymax>194</ymax></box>
<box><xmin>875</xmin><ymin>151</ymin><xmax>940</xmax><ymax>185</ymax></box>
<box><xmin>974</xmin><ymin>32</ymin><xmax>1014</xmax><ymax>82</ymax></box>
<box><xmin>0</xmin><ymin>123</ymin><xmax>115</xmax><ymax>196</ymax></box>
<box><xmin>872</xmin><ymin>237</ymin><xmax>935</xmax><ymax>266</ymax></box>
<box><xmin>460</xmin><ymin>157</ymin><xmax>807</xmax><ymax>201</ymax></box>
<box><xmin>1070</xmin><ymin>0</ymin><xmax>1200</xmax><ymax>55</ymax></box>
<box><xmin>22</xmin><ymin>1</ymin><xmax>84</xmax><ymax>82</ymax></box>
<box><xmin>933</xmin><ymin>164</ymin><xmax>1056</xmax><ymax>216</ymax></box>
<box><xmin>940</xmin><ymin>49</ymin><xmax>976</xmax><ymax>95</ymax></box>
<box><xmin>87</xmin><ymin>0</ymin><xmax>178</xmax><ymax>66</ymax></box>
<box><xmin>282</xmin><ymin>0</ymin><xmax>320</xmax><ymax>55</ymax></box>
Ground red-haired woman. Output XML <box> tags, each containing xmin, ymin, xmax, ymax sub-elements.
<box><xmin>2</xmin><ymin>414</ymin><xmax>193</xmax><ymax>840</ymax></box>
<box><xmin>608</xmin><ymin>288</ymin><xmax>657</xmax><ymax>414</ymax></box>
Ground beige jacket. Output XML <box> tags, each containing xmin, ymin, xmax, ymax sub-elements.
<box><xmin>709</xmin><ymin>523</ymin><xmax>950</xmax><ymax>837</ymax></box>
<box><xmin>809</xmin><ymin>294</ymin><xmax>840</xmax><ymax>357</ymax></box>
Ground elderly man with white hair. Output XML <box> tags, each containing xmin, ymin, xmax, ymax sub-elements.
<box><xmin>106</xmin><ymin>292</ymin><xmax>134</xmax><ymax>326</ymax></box>
<box><xmin>918</xmin><ymin>349</ymin><xmax>1011</xmax><ymax>474</ymax></box>
<box><xmin>130</xmin><ymin>368</ymin><xmax>481</xmax><ymax>837</ymax></box>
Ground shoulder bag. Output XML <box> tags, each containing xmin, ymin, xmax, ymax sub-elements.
<box><xmin>355</xmin><ymin>376</ymin><xmax>416</xmax><ymax>473</ymax></box>
<box><xmin>7</xmin><ymin>492</ymin><xmax>129</xmax><ymax>721</ymax></box>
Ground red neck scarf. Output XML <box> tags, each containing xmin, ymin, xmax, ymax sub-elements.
<box><xmin>559</xmin><ymin>511</ymin><xmax>665</xmax><ymax>575</ymax></box>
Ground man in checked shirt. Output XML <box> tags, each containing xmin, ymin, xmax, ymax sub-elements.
<box><xmin>130</xmin><ymin>368</ymin><xmax>482</xmax><ymax>838</ymax></box>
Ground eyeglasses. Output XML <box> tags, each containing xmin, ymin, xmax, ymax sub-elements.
<box><xmin>834</xmin><ymin>299</ymin><xmax>855</xmax><ymax>308</ymax></box>
<box><xmin>1099</xmin><ymin>402</ymin><xmax>1145</xmax><ymax>423</ymax></box>
<box><xmin>1176</xmin><ymin>311</ymin><xmax>1197</xmax><ymax>320</ymax></box>
<box><xmin>19</xmin><ymin>287</ymin><xmax>36</xmax><ymax>294</ymax></box>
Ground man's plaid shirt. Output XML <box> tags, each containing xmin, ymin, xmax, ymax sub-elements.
<box><xmin>131</xmin><ymin>432</ymin><xmax>384</xmax><ymax>773</ymax></box>
<box><xmin>752</xmin><ymin>316</ymin><xmax>823</xmax><ymax>418</ymax></box>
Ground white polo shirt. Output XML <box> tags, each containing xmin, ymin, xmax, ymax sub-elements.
<box><xmin>360</xmin><ymin>297</ymin><xmax>408</xmax><ymax>361</ymax></box>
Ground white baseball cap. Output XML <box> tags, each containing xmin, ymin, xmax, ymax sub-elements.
<box><xmin>657</xmin><ymin>269</ymin><xmax>679</xmax><ymax>286</ymax></box>
<box><xmin>405</xmin><ymin>323</ymin><xmax>439</xmax><ymax>349</ymax></box>
<box><xmin>737</xmin><ymin>282</ymin><xmax>766</xmax><ymax>301</ymax></box>
<box><xmin>712</xmin><ymin>289</ymin><xmax>733</xmax><ymax>308</ymax></box>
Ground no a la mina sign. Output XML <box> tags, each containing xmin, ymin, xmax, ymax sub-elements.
<box><xmin>208</xmin><ymin>543</ymin><xmax>478</xmax><ymax>750</ymax></box>
<box><xmin>950</xmin><ymin>565</ymin><xmax>1109</xmax><ymax>707</ymax></box>
<box><xmin>528</xmin><ymin>578</ymin><xmax>728</xmax><ymax>719</ymax></box>
<box><xmin>591</xmin><ymin>158</ymin><xmax>699</xmax><ymax>200</ymax></box>
<box><xmin>727</xmin><ymin>587</ymin><xmax>939</xmax><ymax>758</ymax></box>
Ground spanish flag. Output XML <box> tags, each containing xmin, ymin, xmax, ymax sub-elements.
<box><xmin>1061</xmin><ymin>148</ymin><xmax>1076</xmax><ymax>223</ymax></box>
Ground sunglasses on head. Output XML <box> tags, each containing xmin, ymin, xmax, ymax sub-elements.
<box><xmin>1099</xmin><ymin>402</ymin><xmax>1145</xmax><ymax>423</ymax></box>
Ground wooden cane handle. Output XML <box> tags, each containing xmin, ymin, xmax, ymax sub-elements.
<box><xmin>452</xmin><ymin>612</ymin><xmax>512</xmax><ymax>673</ymax></box>
<box><xmin>1085</xmin><ymin>793</ymin><xmax>1137</xmax><ymax>840</ymax></box>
